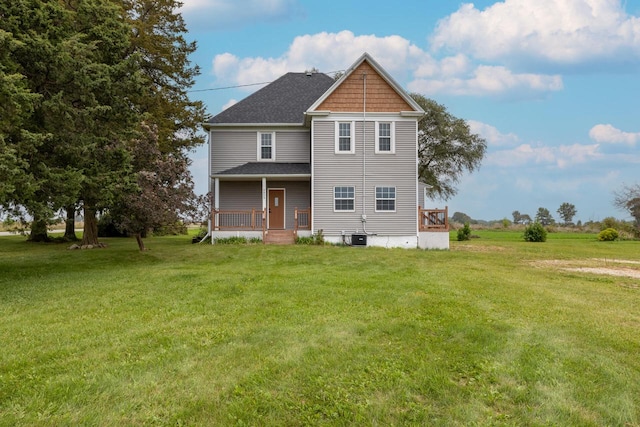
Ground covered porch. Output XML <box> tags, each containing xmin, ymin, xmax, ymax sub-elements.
<box><xmin>210</xmin><ymin>162</ymin><xmax>312</xmax><ymax>243</ymax></box>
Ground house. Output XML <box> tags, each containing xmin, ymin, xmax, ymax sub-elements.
<box><xmin>203</xmin><ymin>53</ymin><xmax>449</xmax><ymax>249</ymax></box>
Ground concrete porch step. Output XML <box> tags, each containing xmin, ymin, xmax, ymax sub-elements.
<box><xmin>264</xmin><ymin>229</ymin><xmax>295</xmax><ymax>245</ymax></box>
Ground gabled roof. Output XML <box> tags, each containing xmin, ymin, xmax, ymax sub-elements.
<box><xmin>306</xmin><ymin>52</ymin><xmax>424</xmax><ymax>115</ymax></box>
<box><xmin>206</xmin><ymin>73</ymin><xmax>335</xmax><ymax>126</ymax></box>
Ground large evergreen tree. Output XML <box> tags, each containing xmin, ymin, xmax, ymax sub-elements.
<box><xmin>1</xmin><ymin>0</ymin><xmax>203</xmax><ymax>247</ymax></box>
<box><xmin>117</xmin><ymin>0</ymin><xmax>205</xmax><ymax>153</ymax></box>
<box><xmin>0</xmin><ymin>28</ymin><xmax>42</xmax><ymax>211</ymax></box>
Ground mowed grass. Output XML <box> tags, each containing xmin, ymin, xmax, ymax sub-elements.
<box><xmin>0</xmin><ymin>233</ymin><xmax>638</xmax><ymax>425</ymax></box>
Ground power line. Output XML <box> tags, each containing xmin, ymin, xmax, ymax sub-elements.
<box><xmin>187</xmin><ymin>69</ymin><xmax>345</xmax><ymax>93</ymax></box>
<box><xmin>188</xmin><ymin>81</ymin><xmax>272</xmax><ymax>93</ymax></box>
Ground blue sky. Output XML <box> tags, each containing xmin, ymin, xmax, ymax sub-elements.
<box><xmin>181</xmin><ymin>0</ymin><xmax>640</xmax><ymax>222</ymax></box>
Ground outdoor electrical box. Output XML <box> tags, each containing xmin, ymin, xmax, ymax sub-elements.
<box><xmin>352</xmin><ymin>234</ymin><xmax>367</xmax><ymax>246</ymax></box>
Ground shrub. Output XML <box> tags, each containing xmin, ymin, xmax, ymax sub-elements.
<box><xmin>296</xmin><ymin>229</ymin><xmax>325</xmax><ymax>245</ymax></box>
<box><xmin>457</xmin><ymin>222</ymin><xmax>471</xmax><ymax>241</ymax></box>
<box><xmin>598</xmin><ymin>228</ymin><xmax>619</xmax><ymax>241</ymax></box>
<box><xmin>214</xmin><ymin>236</ymin><xmax>248</xmax><ymax>244</ymax></box>
<box><xmin>523</xmin><ymin>222</ymin><xmax>547</xmax><ymax>242</ymax></box>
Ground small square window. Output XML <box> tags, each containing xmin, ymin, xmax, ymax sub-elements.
<box><xmin>334</xmin><ymin>186</ymin><xmax>355</xmax><ymax>211</ymax></box>
<box><xmin>375</xmin><ymin>186</ymin><xmax>396</xmax><ymax>212</ymax></box>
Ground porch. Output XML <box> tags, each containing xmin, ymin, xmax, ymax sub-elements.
<box><xmin>210</xmin><ymin>162</ymin><xmax>312</xmax><ymax>243</ymax></box>
<box><xmin>211</xmin><ymin>207</ymin><xmax>311</xmax><ymax>243</ymax></box>
<box><xmin>418</xmin><ymin>206</ymin><xmax>449</xmax><ymax>250</ymax></box>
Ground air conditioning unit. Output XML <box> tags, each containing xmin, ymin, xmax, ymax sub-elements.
<box><xmin>352</xmin><ymin>234</ymin><xmax>367</xmax><ymax>246</ymax></box>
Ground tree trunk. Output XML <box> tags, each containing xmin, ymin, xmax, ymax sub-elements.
<box><xmin>28</xmin><ymin>218</ymin><xmax>50</xmax><ymax>242</ymax></box>
<box><xmin>134</xmin><ymin>233</ymin><xmax>146</xmax><ymax>251</ymax></box>
<box><xmin>64</xmin><ymin>205</ymin><xmax>78</xmax><ymax>241</ymax></box>
<box><xmin>82</xmin><ymin>205</ymin><xmax>100</xmax><ymax>246</ymax></box>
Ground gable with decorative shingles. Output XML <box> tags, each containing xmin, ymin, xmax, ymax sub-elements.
<box><xmin>317</xmin><ymin>61</ymin><xmax>413</xmax><ymax>113</ymax></box>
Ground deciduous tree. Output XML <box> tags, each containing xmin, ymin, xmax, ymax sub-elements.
<box><xmin>110</xmin><ymin>123</ymin><xmax>195</xmax><ymax>251</ymax></box>
<box><xmin>557</xmin><ymin>202</ymin><xmax>577</xmax><ymax>226</ymax></box>
<box><xmin>535</xmin><ymin>207</ymin><xmax>554</xmax><ymax>226</ymax></box>
<box><xmin>411</xmin><ymin>94</ymin><xmax>487</xmax><ymax>200</ymax></box>
<box><xmin>613</xmin><ymin>183</ymin><xmax>640</xmax><ymax>232</ymax></box>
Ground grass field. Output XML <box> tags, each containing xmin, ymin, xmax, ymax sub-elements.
<box><xmin>0</xmin><ymin>232</ymin><xmax>638</xmax><ymax>425</ymax></box>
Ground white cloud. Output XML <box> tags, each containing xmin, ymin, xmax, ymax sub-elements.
<box><xmin>408</xmin><ymin>65</ymin><xmax>563</xmax><ymax>97</ymax></box>
<box><xmin>181</xmin><ymin>0</ymin><xmax>303</xmax><ymax>30</ymax></box>
<box><xmin>431</xmin><ymin>0</ymin><xmax>640</xmax><ymax>66</ymax></box>
<box><xmin>467</xmin><ymin>120</ymin><xmax>519</xmax><ymax>146</ymax></box>
<box><xmin>211</xmin><ymin>31</ymin><xmax>562</xmax><ymax>97</ymax></box>
<box><xmin>589</xmin><ymin>124</ymin><xmax>640</xmax><ymax>145</ymax></box>
<box><xmin>212</xmin><ymin>31</ymin><xmax>429</xmax><ymax>86</ymax></box>
<box><xmin>487</xmin><ymin>143</ymin><xmax>601</xmax><ymax>168</ymax></box>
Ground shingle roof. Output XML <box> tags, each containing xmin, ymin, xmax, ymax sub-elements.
<box><xmin>214</xmin><ymin>162</ymin><xmax>311</xmax><ymax>176</ymax></box>
<box><xmin>206</xmin><ymin>73</ymin><xmax>335</xmax><ymax>125</ymax></box>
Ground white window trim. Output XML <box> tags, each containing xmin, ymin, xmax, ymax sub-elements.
<box><xmin>257</xmin><ymin>131</ymin><xmax>276</xmax><ymax>161</ymax></box>
<box><xmin>333</xmin><ymin>186</ymin><xmax>356</xmax><ymax>212</ymax></box>
<box><xmin>375</xmin><ymin>121</ymin><xmax>395</xmax><ymax>154</ymax></box>
<box><xmin>375</xmin><ymin>186</ymin><xmax>396</xmax><ymax>213</ymax></box>
<box><xmin>335</xmin><ymin>121</ymin><xmax>355</xmax><ymax>154</ymax></box>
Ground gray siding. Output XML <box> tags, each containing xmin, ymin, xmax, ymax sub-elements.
<box><xmin>219</xmin><ymin>181</ymin><xmax>261</xmax><ymax>210</ymax></box>
<box><xmin>218</xmin><ymin>180</ymin><xmax>310</xmax><ymax>230</ymax></box>
<box><xmin>211</xmin><ymin>129</ymin><xmax>310</xmax><ymax>173</ymax></box>
<box><xmin>275</xmin><ymin>131</ymin><xmax>311</xmax><ymax>163</ymax></box>
<box><xmin>312</xmin><ymin>119</ymin><xmax>417</xmax><ymax>236</ymax></box>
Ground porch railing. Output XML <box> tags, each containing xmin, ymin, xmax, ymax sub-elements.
<box><xmin>294</xmin><ymin>207</ymin><xmax>311</xmax><ymax>234</ymax></box>
<box><xmin>419</xmin><ymin>206</ymin><xmax>449</xmax><ymax>231</ymax></box>
<box><xmin>213</xmin><ymin>208</ymin><xmax>265</xmax><ymax>231</ymax></box>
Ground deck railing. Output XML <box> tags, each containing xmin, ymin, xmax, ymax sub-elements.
<box><xmin>419</xmin><ymin>206</ymin><xmax>449</xmax><ymax>231</ymax></box>
<box><xmin>294</xmin><ymin>207</ymin><xmax>311</xmax><ymax>234</ymax></box>
<box><xmin>213</xmin><ymin>209</ymin><xmax>265</xmax><ymax>231</ymax></box>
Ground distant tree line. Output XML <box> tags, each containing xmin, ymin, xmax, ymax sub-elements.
<box><xmin>451</xmin><ymin>190</ymin><xmax>640</xmax><ymax>238</ymax></box>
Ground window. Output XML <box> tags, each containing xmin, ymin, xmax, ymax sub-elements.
<box><xmin>375</xmin><ymin>122</ymin><xmax>395</xmax><ymax>153</ymax></box>
<box><xmin>335</xmin><ymin>122</ymin><xmax>354</xmax><ymax>153</ymax></box>
<box><xmin>334</xmin><ymin>186</ymin><xmax>355</xmax><ymax>211</ymax></box>
<box><xmin>258</xmin><ymin>132</ymin><xmax>275</xmax><ymax>161</ymax></box>
<box><xmin>375</xmin><ymin>186</ymin><xmax>396</xmax><ymax>212</ymax></box>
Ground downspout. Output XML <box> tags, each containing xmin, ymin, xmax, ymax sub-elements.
<box><xmin>361</xmin><ymin>71</ymin><xmax>371</xmax><ymax>235</ymax></box>
<box><xmin>362</xmin><ymin>71</ymin><xmax>367</xmax><ymax>216</ymax></box>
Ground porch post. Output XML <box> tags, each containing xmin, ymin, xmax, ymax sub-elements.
<box><xmin>214</xmin><ymin>178</ymin><xmax>220</xmax><ymax>230</ymax></box>
<box><xmin>261</xmin><ymin>177</ymin><xmax>267</xmax><ymax>239</ymax></box>
<box><xmin>261</xmin><ymin>177</ymin><xmax>267</xmax><ymax>211</ymax></box>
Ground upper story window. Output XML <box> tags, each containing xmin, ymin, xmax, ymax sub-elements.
<box><xmin>258</xmin><ymin>132</ymin><xmax>275</xmax><ymax>161</ymax></box>
<box><xmin>335</xmin><ymin>122</ymin><xmax>354</xmax><ymax>154</ymax></box>
<box><xmin>334</xmin><ymin>186</ymin><xmax>355</xmax><ymax>211</ymax></box>
<box><xmin>375</xmin><ymin>186</ymin><xmax>396</xmax><ymax>212</ymax></box>
<box><xmin>375</xmin><ymin>122</ymin><xmax>395</xmax><ymax>154</ymax></box>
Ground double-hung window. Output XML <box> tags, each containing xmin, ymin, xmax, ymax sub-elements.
<box><xmin>375</xmin><ymin>122</ymin><xmax>395</xmax><ymax>153</ymax></box>
<box><xmin>334</xmin><ymin>186</ymin><xmax>355</xmax><ymax>211</ymax></box>
<box><xmin>375</xmin><ymin>186</ymin><xmax>396</xmax><ymax>212</ymax></box>
<box><xmin>258</xmin><ymin>132</ymin><xmax>275</xmax><ymax>161</ymax></box>
<box><xmin>335</xmin><ymin>122</ymin><xmax>354</xmax><ymax>154</ymax></box>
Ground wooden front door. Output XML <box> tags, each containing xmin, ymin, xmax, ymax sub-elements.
<box><xmin>268</xmin><ymin>189</ymin><xmax>285</xmax><ymax>229</ymax></box>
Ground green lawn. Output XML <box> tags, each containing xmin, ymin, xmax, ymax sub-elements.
<box><xmin>0</xmin><ymin>233</ymin><xmax>638</xmax><ymax>425</ymax></box>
